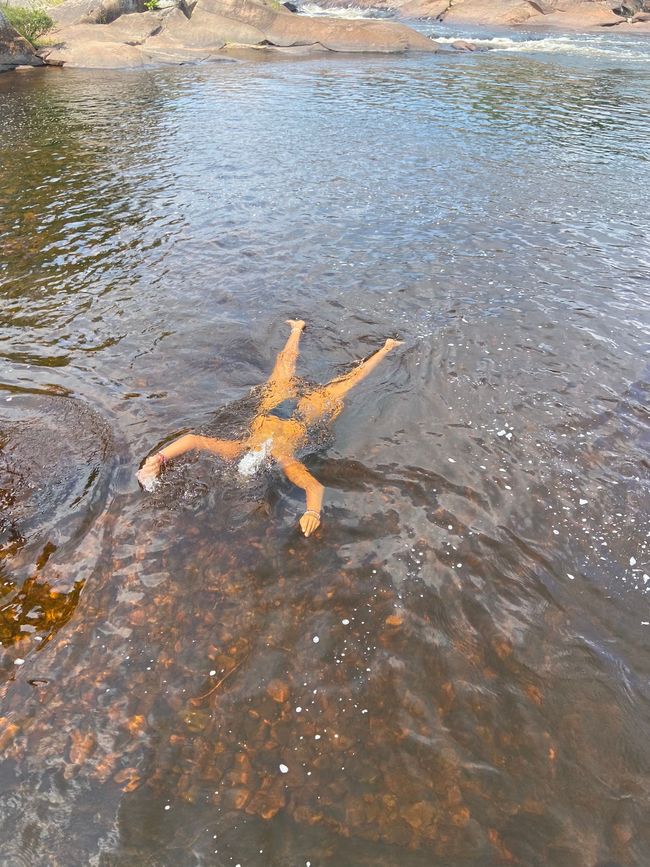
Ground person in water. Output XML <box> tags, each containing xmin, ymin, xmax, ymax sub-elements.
<box><xmin>137</xmin><ymin>320</ymin><xmax>402</xmax><ymax>537</ymax></box>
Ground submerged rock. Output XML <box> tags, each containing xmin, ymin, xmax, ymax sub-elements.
<box><xmin>0</xmin><ymin>8</ymin><xmax>44</xmax><ymax>71</ymax></box>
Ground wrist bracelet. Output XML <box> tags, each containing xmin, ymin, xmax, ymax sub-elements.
<box><xmin>304</xmin><ymin>510</ymin><xmax>320</xmax><ymax>519</ymax></box>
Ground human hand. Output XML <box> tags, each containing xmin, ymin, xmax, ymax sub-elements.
<box><xmin>136</xmin><ymin>454</ymin><xmax>163</xmax><ymax>492</ymax></box>
<box><xmin>299</xmin><ymin>509</ymin><xmax>321</xmax><ymax>538</ymax></box>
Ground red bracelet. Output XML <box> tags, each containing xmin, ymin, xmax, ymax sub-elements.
<box><xmin>156</xmin><ymin>452</ymin><xmax>167</xmax><ymax>466</ymax></box>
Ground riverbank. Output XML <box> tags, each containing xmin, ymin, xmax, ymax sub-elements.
<box><xmin>3</xmin><ymin>0</ymin><xmax>648</xmax><ymax>72</ymax></box>
<box><xmin>0</xmin><ymin>0</ymin><xmax>467</xmax><ymax>72</ymax></box>
<box><xmin>317</xmin><ymin>0</ymin><xmax>650</xmax><ymax>31</ymax></box>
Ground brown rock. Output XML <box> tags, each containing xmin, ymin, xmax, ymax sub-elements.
<box><xmin>40</xmin><ymin>9</ymin><xmax>234</xmax><ymax>66</ymax></box>
<box><xmin>51</xmin><ymin>0</ymin><xmax>145</xmax><ymax>27</ymax></box>
<box><xmin>266</xmin><ymin>679</ymin><xmax>289</xmax><ymax>703</ymax></box>
<box><xmin>400</xmin><ymin>0</ymin><xmax>449</xmax><ymax>16</ymax></box>
<box><xmin>223</xmin><ymin>786</ymin><xmax>251</xmax><ymax>809</ymax></box>
<box><xmin>612</xmin><ymin>16</ymin><xmax>650</xmax><ymax>25</ymax></box>
<box><xmin>401</xmin><ymin>799</ymin><xmax>436</xmax><ymax>830</ymax></box>
<box><xmin>114</xmin><ymin>766</ymin><xmax>141</xmax><ymax>791</ymax></box>
<box><xmin>42</xmin><ymin>0</ymin><xmax>439</xmax><ymax>67</ymax></box>
<box><xmin>529</xmin><ymin>1</ymin><xmax>625</xmax><ymax>27</ymax></box>
<box><xmin>149</xmin><ymin>3</ymin><xmax>259</xmax><ymax>48</ymax></box>
<box><xmin>40</xmin><ymin>37</ymin><xmax>150</xmax><ymax>67</ymax></box>
<box><xmin>68</xmin><ymin>729</ymin><xmax>96</xmax><ymax>764</ymax></box>
<box><xmin>0</xmin><ymin>717</ymin><xmax>19</xmax><ymax>752</ymax></box>
<box><xmin>450</xmin><ymin>38</ymin><xmax>481</xmax><ymax>50</ymax></box>
<box><xmin>443</xmin><ymin>0</ymin><xmax>539</xmax><ymax>25</ymax></box>
<box><xmin>190</xmin><ymin>0</ymin><xmax>438</xmax><ymax>52</ymax></box>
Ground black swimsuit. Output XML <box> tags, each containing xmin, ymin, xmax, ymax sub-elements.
<box><xmin>266</xmin><ymin>397</ymin><xmax>302</xmax><ymax>421</ymax></box>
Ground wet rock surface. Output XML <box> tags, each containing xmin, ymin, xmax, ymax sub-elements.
<box><xmin>0</xmin><ymin>392</ymin><xmax>113</xmax><ymax>675</ymax></box>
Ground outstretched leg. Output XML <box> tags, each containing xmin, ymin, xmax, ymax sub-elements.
<box><xmin>297</xmin><ymin>338</ymin><xmax>402</xmax><ymax>424</ymax></box>
<box><xmin>137</xmin><ymin>434</ymin><xmax>244</xmax><ymax>490</ymax></box>
<box><xmin>258</xmin><ymin>319</ymin><xmax>305</xmax><ymax>412</ymax></box>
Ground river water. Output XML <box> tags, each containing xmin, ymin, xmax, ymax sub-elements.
<box><xmin>1</xmin><ymin>29</ymin><xmax>649</xmax><ymax>867</ymax></box>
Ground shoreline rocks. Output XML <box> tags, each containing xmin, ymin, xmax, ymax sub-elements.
<box><xmin>316</xmin><ymin>0</ymin><xmax>650</xmax><ymax>32</ymax></box>
<box><xmin>34</xmin><ymin>0</ymin><xmax>456</xmax><ymax>69</ymax></box>
<box><xmin>0</xmin><ymin>8</ymin><xmax>44</xmax><ymax>70</ymax></box>
<box><xmin>5</xmin><ymin>0</ymin><xmax>648</xmax><ymax>73</ymax></box>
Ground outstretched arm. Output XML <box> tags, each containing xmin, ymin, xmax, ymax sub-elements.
<box><xmin>279</xmin><ymin>456</ymin><xmax>324</xmax><ymax>538</ymax></box>
<box><xmin>137</xmin><ymin>434</ymin><xmax>243</xmax><ymax>490</ymax></box>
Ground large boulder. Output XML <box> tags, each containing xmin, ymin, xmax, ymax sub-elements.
<box><xmin>40</xmin><ymin>0</ymin><xmax>441</xmax><ymax>66</ymax></box>
<box><xmin>191</xmin><ymin>0</ymin><xmax>437</xmax><ymax>50</ymax></box>
<box><xmin>399</xmin><ymin>0</ymin><xmax>449</xmax><ymax>18</ymax></box>
<box><xmin>524</xmin><ymin>0</ymin><xmax>627</xmax><ymax>27</ymax></box>
<box><xmin>0</xmin><ymin>7</ymin><xmax>43</xmax><ymax>69</ymax></box>
<box><xmin>39</xmin><ymin>9</ymin><xmax>231</xmax><ymax>65</ymax></box>
<box><xmin>299</xmin><ymin>0</ymin><xmax>638</xmax><ymax>29</ymax></box>
<box><xmin>51</xmin><ymin>0</ymin><xmax>145</xmax><ymax>27</ymax></box>
<box><xmin>440</xmin><ymin>0</ymin><xmax>541</xmax><ymax>24</ymax></box>
<box><xmin>400</xmin><ymin>0</ymin><xmax>634</xmax><ymax>27</ymax></box>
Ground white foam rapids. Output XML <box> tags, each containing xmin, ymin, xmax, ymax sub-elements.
<box><xmin>431</xmin><ymin>33</ymin><xmax>650</xmax><ymax>61</ymax></box>
<box><xmin>299</xmin><ymin>2</ymin><xmax>392</xmax><ymax>18</ymax></box>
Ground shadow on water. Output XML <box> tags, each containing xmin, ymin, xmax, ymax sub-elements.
<box><xmin>0</xmin><ymin>48</ymin><xmax>649</xmax><ymax>867</ymax></box>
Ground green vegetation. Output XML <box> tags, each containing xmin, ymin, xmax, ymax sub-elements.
<box><xmin>1</xmin><ymin>2</ymin><xmax>54</xmax><ymax>45</ymax></box>
<box><xmin>144</xmin><ymin>0</ymin><xmax>159</xmax><ymax>8</ymax></box>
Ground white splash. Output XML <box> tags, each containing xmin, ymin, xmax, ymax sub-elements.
<box><xmin>299</xmin><ymin>2</ymin><xmax>388</xmax><ymax>18</ymax></box>
<box><xmin>237</xmin><ymin>438</ymin><xmax>272</xmax><ymax>477</ymax></box>
<box><xmin>430</xmin><ymin>33</ymin><xmax>650</xmax><ymax>62</ymax></box>
<box><xmin>136</xmin><ymin>465</ymin><xmax>161</xmax><ymax>493</ymax></box>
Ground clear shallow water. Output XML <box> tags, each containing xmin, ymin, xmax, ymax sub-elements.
<box><xmin>0</xmin><ymin>41</ymin><xmax>649</xmax><ymax>867</ymax></box>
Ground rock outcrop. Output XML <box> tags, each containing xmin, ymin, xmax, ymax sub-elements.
<box><xmin>49</xmin><ymin>0</ymin><xmax>145</xmax><ymax>27</ymax></box>
<box><xmin>435</xmin><ymin>0</ymin><xmax>650</xmax><ymax>28</ymax></box>
<box><xmin>315</xmin><ymin>0</ymin><xmax>650</xmax><ymax>30</ymax></box>
<box><xmin>38</xmin><ymin>0</ymin><xmax>445</xmax><ymax>68</ymax></box>
<box><xmin>0</xmin><ymin>8</ymin><xmax>44</xmax><ymax>70</ymax></box>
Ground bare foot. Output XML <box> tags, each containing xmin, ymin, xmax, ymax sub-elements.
<box><xmin>383</xmin><ymin>338</ymin><xmax>403</xmax><ymax>351</ymax></box>
<box><xmin>286</xmin><ymin>319</ymin><xmax>305</xmax><ymax>331</ymax></box>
